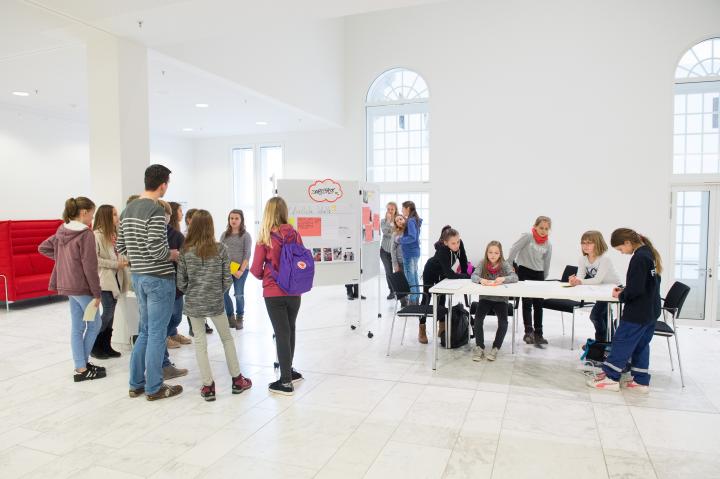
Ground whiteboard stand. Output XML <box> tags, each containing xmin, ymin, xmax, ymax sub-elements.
<box><xmin>350</xmin><ymin>252</ymin><xmax>374</xmax><ymax>338</ymax></box>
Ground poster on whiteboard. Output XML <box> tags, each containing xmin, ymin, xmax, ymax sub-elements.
<box><xmin>277</xmin><ymin>179</ymin><xmax>362</xmax><ymax>286</ymax></box>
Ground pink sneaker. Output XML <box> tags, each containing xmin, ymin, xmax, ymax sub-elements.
<box><xmin>586</xmin><ymin>375</ymin><xmax>620</xmax><ymax>391</ymax></box>
<box><xmin>623</xmin><ymin>380</ymin><xmax>649</xmax><ymax>394</ymax></box>
<box><xmin>595</xmin><ymin>372</ymin><xmax>633</xmax><ymax>385</ymax></box>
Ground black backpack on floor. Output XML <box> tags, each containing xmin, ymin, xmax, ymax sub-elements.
<box><xmin>440</xmin><ymin>303</ymin><xmax>469</xmax><ymax>348</ymax></box>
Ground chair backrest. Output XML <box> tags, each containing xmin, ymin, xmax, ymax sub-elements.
<box><xmin>561</xmin><ymin>265</ymin><xmax>578</xmax><ymax>282</ymax></box>
<box><xmin>389</xmin><ymin>271</ymin><xmax>410</xmax><ymax>299</ymax></box>
<box><xmin>664</xmin><ymin>281</ymin><xmax>691</xmax><ymax>317</ymax></box>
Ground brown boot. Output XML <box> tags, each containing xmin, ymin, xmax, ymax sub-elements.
<box><xmin>438</xmin><ymin>321</ymin><xmax>446</xmax><ymax>336</ymax></box>
<box><xmin>227</xmin><ymin>315</ymin><xmax>238</xmax><ymax>329</ymax></box>
<box><xmin>418</xmin><ymin>324</ymin><xmax>428</xmax><ymax>344</ymax></box>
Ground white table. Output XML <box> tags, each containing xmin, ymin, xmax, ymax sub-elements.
<box><xmin>429</xmin><ymin>279</ymin><xmax>619</xmax><ymax>370</ymax></box>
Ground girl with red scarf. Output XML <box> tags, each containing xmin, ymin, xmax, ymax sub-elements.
<box><xmin>507</xmin><ymin>216</ymin><xmax>553</xmax><ymax>345</ymax></box>
<box><xmin>470</xmin><ymin>241</ymin><xmax>518</xmax><ymax>361</ymax></box>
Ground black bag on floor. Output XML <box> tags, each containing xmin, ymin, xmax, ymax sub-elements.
<box><xmin>440</xmin><ymin>303</ymin><xmax>469</xmax><ymax>348</ymax></box>
<box><xmin>581</xmin><ymin>339</ymin><xmax>611</xmax><ymax>363</ymax></box>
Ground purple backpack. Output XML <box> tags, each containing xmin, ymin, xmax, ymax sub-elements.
<box><xmin>270</xmin><ymin>231</ymin><xmax>315</xmax><ymax>295</ymax></box>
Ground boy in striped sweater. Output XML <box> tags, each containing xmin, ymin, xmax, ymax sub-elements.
<box><xmin>117</xmin><ymin>164</ymin><xmax>184</xmax><ymax>401</ymax></box>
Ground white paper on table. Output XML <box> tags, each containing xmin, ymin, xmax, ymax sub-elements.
<box><xmin>83</xmin><ymin>301</ymin><xmax>98</xmax><ymax>322</ymax></box>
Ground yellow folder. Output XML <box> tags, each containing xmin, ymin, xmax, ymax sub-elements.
<box><xmin>230</xmin><ymin>261</ymin><xmax>241</xmax><ymax>274</ymax></box>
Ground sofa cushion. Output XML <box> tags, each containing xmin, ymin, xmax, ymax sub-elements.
<box><xmin>29</xmin><ymin>254</ymin><xmax>55</xmax><ymax>274</ymax></box>
<box><xmin>15</xmin><ymin>274</ymin><xmax>51</xmax><ymax>294</ymax></box>
<box><xmin>12</xmin><ymin>255</ymin><xmax>33</xmax><ymax>277</ymax></box>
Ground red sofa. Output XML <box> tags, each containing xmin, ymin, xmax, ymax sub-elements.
<box><xmin>0</xmin><ymin>220</ymin><xmax>63</xmax><ymax>306</ymax></box>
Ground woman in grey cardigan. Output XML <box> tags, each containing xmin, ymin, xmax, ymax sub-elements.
<box><xmin>380</xmin><ymin>202</ymin><xmax>398</xmax><ymax>299</ymax></box>
<box><xmin>471</xmin><ymin>241</ymin><xmax>518</xmax><ymax>361</ymax></box>
<box><xmin>220</xmin><ymin>209</ymin><xmax>252</xmax><ymax>330</ymax></box>
<box><xmin>177</xmin><ymin>210</ymin><xmax>252</xmax><ymax>401</ymax></box>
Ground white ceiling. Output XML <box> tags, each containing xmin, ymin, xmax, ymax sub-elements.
<box><xmin>0</xmin><ymin>0</ymin><xmax>448</xmax><ymax>137</ymax></box>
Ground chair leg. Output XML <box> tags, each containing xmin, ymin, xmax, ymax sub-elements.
<box><xmin>674</xmin><ymin>332</ymin><xmax>685</xmax><ymax>388</ymax></box>
<box><xmin>400</xmin><ymin>317</ymin><xmax>408</xmax><ymax>345</ymax></box>
<box><xmin>386</xmin><ymin>310</ymin><xmax>398</xmax><ymax>357</ymax></box>
<box><xmin>666</xmin><ymin>336</ymin><xmax>674</xmax><ymax>371</ymax></box>
<box><xmin>561</xmin><ymin>312</ymin><xmax>565</xmax><ymax>336</ymax></box>
<box><xmin>570</xmin><ymin>310</ymin><xmax>575</xmax><ymax>350</ymax></box>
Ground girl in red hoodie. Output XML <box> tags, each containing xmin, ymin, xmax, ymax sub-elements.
<box><xmin>251</xmin><ymin>197</ymin><xmax>305</xmax><ymax>396</ymax></box>
<box><xmin>39</xmin><ymin>197</ymin><xmax>106</xmax><ymax>382</ymax></box>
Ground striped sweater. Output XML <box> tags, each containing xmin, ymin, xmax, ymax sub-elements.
<box><xmin>117</xmin><ymin>198</ymin><xmax>174</xmax><ymax>277</ymax></box>
<box><xmin>176</xmin><ymin>244</ymin><xmax>232</xmax><ymax>317</ymax></box>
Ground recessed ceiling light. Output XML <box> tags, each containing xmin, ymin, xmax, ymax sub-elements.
<box><xmin>12</xmin><ymin>91</ymin><xmax>29</xmax><ymax>97</ymax></box>
<box><xmin>182</xmin><ymin>128</ymin><xmax>193</xmax><ymax>132</ymax></box>
<box><xmin>195</xmin><ymin>103</ymin><xmax>209</xmax><ymax>108</ymax></box>
<box><xmin>255</xmin><ymin>121</ymin><xmax>268</xmax><ymax>126</ymax></box>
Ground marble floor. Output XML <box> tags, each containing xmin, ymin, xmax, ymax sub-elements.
<box><xmin>1</xmin><ymin>281</ymin><xmax>720</xmax><ymax>479</ymax></box>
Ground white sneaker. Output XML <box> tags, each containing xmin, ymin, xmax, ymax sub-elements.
<box><xmin>623</xmin><ymin>380</ymin><xmax>649</xmax><ymax>394</ymax></box>
<box><xmin>472</xmin><ymin>346</ymin><xmax>485</xmax><ymax>362</ymax></box>
<box><xmin>586</xmin><ymin>375</ymin><xmax>620</xmax><ymax>392</ymax></box>
<box><xmin>486</xmin><ymin>347</ymin><xmax>499</xmax><ymax>361</ymax></box>
<box><xmin>596</xmin><ymin>371</ymin><xmax>633</xmax><ymax>385</ymax></box>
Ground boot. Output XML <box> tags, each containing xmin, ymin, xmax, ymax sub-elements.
<box><xmin>90</xmin><ymin>331</ymin><xmax>109</xmax><ymax>360</ymax></box>
<box><xmin>418</xmin><ymin>324</ymin><xmax>428</xmax><ymax>344</ymax></box>
<box><xmin>437</xmin><ymin>321</ymin><xmax>446</xmax><ymax>336</ymax></box>
<box><xmin>237</xmin><ymin>315</ymin><xmax>244</xmax><ymax>330</ymax></box>
<box><xmin>104</xmin><ymin>328</ymin><xmax>121</xmax><ymax>358</ymax></box>
<box><xmin>227</xmin><ymin>315</ymin><xmax>238</xmax><ymax>329</ymax></box>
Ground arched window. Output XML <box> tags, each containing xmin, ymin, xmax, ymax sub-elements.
<box><xmin>673</xmin><ymin>38</ymin><xmax>720</xmax><ymax>174</ymax></box>
<box><xmin>366</xmin><ymin>68</ymin><xmax>431</xmax><ymax>260</ymax></box>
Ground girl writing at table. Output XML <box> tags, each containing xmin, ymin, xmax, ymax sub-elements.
<box><xmin>471</xmin><ymin>241</ymin><xmax>518</xmax><ymax>361</ymax></box>
<box><xmin>508</xmin><ymin>216</ymin><xmax>553</xmax><ymax>345</ymax></box>
<box><xmin>568</xmin><ymin>230</ymin><xmax>620</xmax><ymax>341</ymax></box>
<box><xmin>586</xmin><ymin>228</ymin><xmax>661</xmax><ymax>393</ymax></box>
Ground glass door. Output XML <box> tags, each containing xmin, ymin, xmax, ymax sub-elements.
<box><xmin>233</xmin><ymin>145</ymin><xmax>283</xmax><ymax>238</ymax></box>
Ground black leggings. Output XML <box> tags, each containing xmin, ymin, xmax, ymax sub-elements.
<box><xmin>517</xmin><ymin>265</ymin><xmax>544</xmax><ymax>335</ymax></box>
<box><xmin>265</xmin><ymin>296</ymin><xmax>301</xmax><ymax>383</ymax></box>
<box><xmin>474</xmin><ymin>300</ymin><xmax>509</xmax><ymax>349</ymax></box>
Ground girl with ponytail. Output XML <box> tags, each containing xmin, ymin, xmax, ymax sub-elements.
<box><xmin>587</xmin><ymin>228</ymin><xmax>662</xmax><ymax>393</ymax></box>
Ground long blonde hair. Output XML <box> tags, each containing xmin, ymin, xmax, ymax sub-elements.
<box><xmin>258</xmin><ymin>197</ymin><xmax>289</xmax><ymax>247</ymax></box>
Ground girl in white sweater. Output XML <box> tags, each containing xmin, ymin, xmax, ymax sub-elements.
<box><xmin>568</xmin><ymin>230</ymin><xmax>620</xmax><ymax>341</ymax></box>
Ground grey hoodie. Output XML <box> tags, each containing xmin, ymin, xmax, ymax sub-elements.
<box><xmin>39</xmin><ymin>222</ymin><xmax>102</xmax><ymax>297</ymax></box>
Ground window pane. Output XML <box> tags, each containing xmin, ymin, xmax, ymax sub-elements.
<box><xmin>374</xmin><ymin>150</ymin><xmax>385</xmax><ymax>166</ymax></box>
<box><xmin>687</xmin><ymin>114</ymin><xmax>702</xmax><ymax>134</ymax></box>
<box><xmin>674</xmin><ymin>115</ymin><xmax>685</xmax><ymax>134</ymax></box>
<box><xmin>374</xmin><ymin>133</ymin><xmax>384</xmax><ymax>149</ymax></box>
<box><xmin>674</xmin><ymin>95</ymin><xmax>686</xmax><ymax>114</ymax></box>
<box><xmin>386</xmin><ymin>133</ymin><xmax>397</xmax><ymax>149</ymax></box>
<box><xmin>397</xmin><ymin>148</ymin><xmax>409</xmax><ymax>165</ymax></box>
<box><xmin>703</xmin><ymin>154</ymin><xmax>718</xmax><ymax>173</ymax></box>
<box><xmin>703</xmin><ymin>134</ymin><xmax>718</xmax><ymax>154</ymax></box>
<box><xmin>687</xmin><ymin>135</ymin><xmax>702</xmax><ymax>154</ymax></box>
<box><xmin>673</xmin><ymin>155</ymin><xmax>685</xmax><ymax>173</ymax></box>
<box><xmin>688</xmin><ymin>94</ymin><xmax>703</xmax><ymax>113</ymax></box>
<box><xmin>686</xmin><ymin>155</ymin><xmax>701</xmax><ymax>173</ymax></box>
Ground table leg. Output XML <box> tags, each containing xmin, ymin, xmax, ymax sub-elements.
<box><xmin>447</xmin><ymin>294</ymin><xmax>453</xmax><ymax>349</ymax></box>
<box><xmin>511</xmin><ymin>298</ymin><xmax>516</xmax><ymax>354</ymax></box>
<box><xmin>607</xmin><ymin>303</ymin><xmax>613</xmax><ymax>342</ymax></box>
<box><xmin>433</xmin><ymin>293</ymin><xmax>438</xmax><ymax>370</ymax></box>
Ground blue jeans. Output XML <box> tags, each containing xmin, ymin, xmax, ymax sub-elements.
<box><xmin>129</xmin><ymin>273</ymin><xmax>175</xmax><ymax>394</ymax></box>
<box><xmin>602</xmin><ymin>320</ymin><xmax>656</xmax><ymax>386</ymax></box>
<box><xmin>163</xmin><ymin>295</ymin><xmax>184</xmax><ymax>368</ymax></box>
<box><xmin>403</xmin><ymin>255</ymin><xmax>420</xmax><ymax>304</ymax></box>
<box><xmin>589</xmin><ymin>301</ymin><xmax>610</xmax><ymax>341</ymax></box>
<box><xmin>69</xmin><ymin>295</ymin><xmax>101</xmax><ymax>369</ymax></box>
<box><xmin>224</xmin><ymin>269</ymin><xmax>248</xmax><ymax>317</ymax></box>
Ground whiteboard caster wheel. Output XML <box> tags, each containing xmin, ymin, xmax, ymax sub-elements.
<box><xmin>350</xmin><ymin>325</ymin><xmax>357</xmax><ymax>330</ymax></box>
<box><xmin>367</xmin><ymin>331</ymin><xmax>374</xmax><ymax>338</ymax></box>
<box><xmin>273</xmin><ymin>362</ymin><xmax>279</xmax><ymax>369</ymax></box>
<box><xmin>377</xmin><ymin>313</ymin><xmax>382</xmax><ymax>318</ymax></box>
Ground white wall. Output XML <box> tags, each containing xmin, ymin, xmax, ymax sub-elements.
<box><xmin>0</xmin><ymin>108</ymin><xmax>196</xmax><ymax>219</ymax></box>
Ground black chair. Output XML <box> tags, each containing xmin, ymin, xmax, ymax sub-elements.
<box><xmin>654</xmin><ymin>281</ymin><xmax>690</xmax><ymax>387</ymax></box>
<box><xmin>385</xmin><ymin>272</ymin><xmax>444</xmax><ymax>356</ymax></box>
<box><xmin>542</xmin><ymin>265</ymin><xmax>594</xmax><ymax>349</ymax></box>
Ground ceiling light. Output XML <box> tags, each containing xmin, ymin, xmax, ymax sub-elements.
<box><xmin>12</xmin><ymin>91</ymin><xmax>29</xmax><ymax>97</ymax></box>
<box><xmin>182</xmin><ymin>128</ymin><xmax>193</xmax><ymax>132</ymax></box>
<box><xmin>195</xmin><ymin>103</ymin><xmax>209</xmax><ymax>108</ymax></box>
<box><xmin>255</xmin><ymin>121</ymin><xmax>268</xmax><ymax>126</ymax></box>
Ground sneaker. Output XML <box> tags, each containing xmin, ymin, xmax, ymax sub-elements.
<box><xmin>163</xmin><ymin>364</ymin><xmax>189</xmax><ymax>380</ymax></box>
<box><xmin>205</xmin><ymin>322</ymin><xmax>214</xmax><ymax>334</ymax></box>
<box><xmin>472</xmin><ymin>346</ymin><xmax>485</xmax><ymax>362</ymax></box>
<box><xmin>232</xmin><ymin>374</ymin><xmax>252</xmax><ymax>394</ymax></box>
<box><xmin>171</xmin><ymin>334</ymin><xmax>192</xmax><ymax>345</ymax></box>
<box><xmin>595</xmin><ymin>371</ymin><xmax>633</xmax><ymax>385</ymax></box>
<box><xmin>237</xmin><ymin>316</ymin><xmax>244</xmax><ymax>330</ymax></box>
<box><xmin>486</xmin><ymin>347</ymin><xmax>499</xmax><ymax>361</ymax></box>
<box><xmin>534</xmin><ymin>334</ymin><xmax>548</xmax><ymax>345</ymax></box>
<box><xmin>291</xmin><ymin>369</ymin><xmax>304</xmax><ymax>384</ymax></box>
<box><xmin>624</xmin><ymin>381</ymin><xmax>649</xmax><ymax>394</ymax></box>
<box><xmin>87</xmin><ymin>362</ymin><xmax>106</xmax><ymax>372</ymax></box>
<box><xmin>586</xmin><ymin>375</ymin><xmax>620</xmax><ymax>391</ymax></box>
<box><xmin>201</xmin><ymin>382</ymin><xmax>216</xmax><ymax>401</ymax></box>
<box><xmin>167</xmin><ymin>337</ymin><xmax>181</xmax><ymax>349</ymax></box>
<box><xmin>268</xmin><ymin>379</ymin><xmax>294</xmax><ymax>396</ymax></box>
<box><xmin>227</xmin><ymin>315</ymin><xmax>238</xmax><ymax>329</ymax></box>
<box><xmin>146</xmin><ymin>384</ymin><xmax>183</xmax><ymax>401</ymax></box>
<box><xmin>74</xmin><ymin>367</ymin><xmax>106</xmax><ymax>382</ymax></box>
<box><xmin>523</xmin><ymin>333</ymin><xmax>534</xmax><ymax>344</ymax></box>
<box><xmin>129</xmin><ymin>387</ymin><xmax>144</xmax><ymax>398</ymax></box>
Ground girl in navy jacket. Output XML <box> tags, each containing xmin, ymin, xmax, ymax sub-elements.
<box><xmin>587</xmin><ymin>228</ymin><xmax>661</xmax><ymax>393</ymax></box>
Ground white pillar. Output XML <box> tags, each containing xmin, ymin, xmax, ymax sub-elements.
<box><xmin>87</xmin><ymin>33</ymin><xmax>150</xmax><ymax>208</ymax></box>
